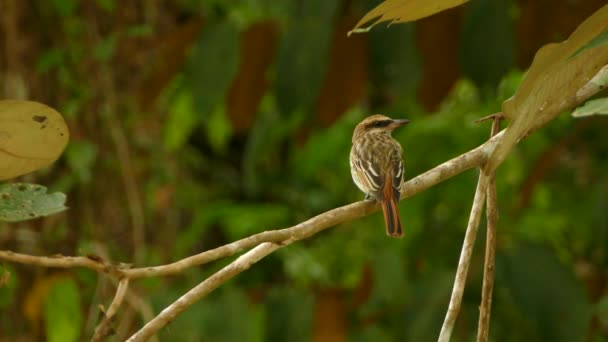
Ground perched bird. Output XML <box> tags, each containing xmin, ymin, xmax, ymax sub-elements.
<box><xmin>350</xmin><ymin>114</ymin><xmax>409</xmax><ymax>238</ymax></box>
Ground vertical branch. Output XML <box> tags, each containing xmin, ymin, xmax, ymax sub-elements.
<box><xmin>477</xmin><ymin>174</ymin><xmax>497</xmax><ymax>342</ymax></box>
<box><xmin>477</xmin><ymin>117</ymin><xmax>501</xmax><ymax>342</ymax></box>
<box><xmin>438</xmin><ymin>172</ymin><xmax>489</xmax><ymax>342</ymax></box>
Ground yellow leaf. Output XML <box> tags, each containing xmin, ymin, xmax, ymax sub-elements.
<box><xmin>23</xmin><ymin>274</ymin><xmax>68</xmax><ymax>323</ymax></box>
<box><xmin>349</xmin><ymin>0</ymin><xmax>469</xmax><ymax>35</ymax></box>
<box><xmin>0</xmin><ymin>100</ymin><xmax>69</xmax><ymax>180</ymax></box>
<box><xmin>502</xmin><ymin>4</ymin><xmax>608</xmax><ymax>122</ymax></box>
<box><xmin>487</xmin><ymin>4</ymin><xmax>608</xmax><ymax>172</ymax></box>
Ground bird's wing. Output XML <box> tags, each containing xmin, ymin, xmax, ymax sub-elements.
<box><xmin>389</xmin><ymin>158</ymin><xmax>404</xmax><ymax>201</ymax></box>
<box><xmin>352</xmin><ymin>152</ymin><xmax>384</xmax><ymax>195</ymax></box>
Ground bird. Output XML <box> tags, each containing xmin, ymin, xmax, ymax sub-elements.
<box><xmin>350</xmin><ymin>114</ymin><xmax>409</xmax><ymax>238</ymax></box>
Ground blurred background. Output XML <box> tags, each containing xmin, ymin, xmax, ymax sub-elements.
<box><xmin>1</xmin><ymin>0</ymin><xmax>608</xmax><ymax>341</ymax></box>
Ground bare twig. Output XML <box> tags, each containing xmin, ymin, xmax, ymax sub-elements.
<box><xmin>126</xmin><ymin>242</ymin><xmax>282</xmax><ymax>342</ymax></box>
<box><xmin>438</xmin><ymin>172</ymin><xmax>489</xmax><ymax>342</ymax></box>
<box><xmin>477</xmin><ymin>116</ymin><xmax>501</xmax><ymax>342</ymax></box>
<box><xmin>92</xmin><ymin>278</ymin><xmax>130</xmax><ymax>341</ymax></box>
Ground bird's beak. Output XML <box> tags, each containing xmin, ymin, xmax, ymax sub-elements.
<box><xmin>389</xmin><ymin>119</ymin><xmax>410</xmax><ymax>129</ymax></box>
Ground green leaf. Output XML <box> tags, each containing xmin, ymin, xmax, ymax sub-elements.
<box><xmin>44</xmin><ymin>278</ymin><xmax>82</xmax><ymax>342</ymax></box>
<box><xmin>93</xmin><ymin>34</ymin><xmax>118</xmax><ymax>61</ymax></box>
<box><xmin>207</xmin><ymin>104</ymin><xmax>232</xmax><ymax>153</ymax></box>
<box><xmin>570</xmin><ymin>30</ymin><xmax>608</xmax><ymax>58</ymax></box>
<box><xmin>0</xmin><ymin>183</ymin><xmax>67</xmax><ymax>222</ymax></box>
<box><xmin>164</xmin><ymin>90</ymin><xmax>198</xmax><ymax>150</ymax></box>
<box><xmin>0</xmin><ymin>265</ymin><xmax>17</xmax><ymax>309</ymax></box>
<box><xmin>185</xmin><ymin>20</ymin><xmax>240</xmax><ymax>148</ymax></box>
<box><xmin>96</xmin><ymin>0</ymin><xmax>115</xmax><ymax>12</ymax></box>
<box><xmin>572</xmin><ymin>97</ymin><xmax>608</xmax><ymax>117</ymax></box>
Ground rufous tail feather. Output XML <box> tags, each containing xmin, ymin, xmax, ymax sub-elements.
<box><xmin>381</xmin><ymin>197</ymin><xmax>403</xmax><ymax>238</ymax></box>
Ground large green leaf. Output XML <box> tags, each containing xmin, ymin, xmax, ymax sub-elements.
<box><xmin>0</xmin><ymin>183</ymin><xmax>67</xmax><ymax>222</ymax></box>
<box><xmin>44</xmin><ymin>278</ymin><xmax>82</xmax><ymax>342</ymax></box>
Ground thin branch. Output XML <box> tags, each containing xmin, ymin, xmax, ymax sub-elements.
<box><xmin>92</xmin><ymin>278</ymin><xmax>130</xmax><ymax>341</ymax></box>
<box><xmin>0</xmin><ymin>251</ymin><xmax>119</xmax><ymax>275</ymax></box>
<box><xmin>126</xmin><ymin>242</ymin><xmax>282</xmax><ymax>342</ymax></box>
<box><xmin>438</xmin><ymin>171</ymin><xmax>489</xmax><ymax>342</ymax></box>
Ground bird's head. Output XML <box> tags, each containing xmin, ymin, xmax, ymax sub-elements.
<box><xmin>353</xmin><ymin>114</ymin><xmax>410</xmax><ymax>141</ymax></box>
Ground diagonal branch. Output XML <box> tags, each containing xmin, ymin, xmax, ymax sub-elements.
<box><xmin>126</xmin><ymin>242</ymin><xmax>282</xmax><ymax>342</ymax></box>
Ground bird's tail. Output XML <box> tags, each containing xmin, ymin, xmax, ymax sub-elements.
<box><xmin>381</xmin><ymin>197</ymin><xmax>403</xmax><ymax>238</ymax></box>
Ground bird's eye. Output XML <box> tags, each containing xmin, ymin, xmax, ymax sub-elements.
<box><xmin>374</xmin><ymin>121</ymin><xmax>383</xmax><ymax>127</ymax></box>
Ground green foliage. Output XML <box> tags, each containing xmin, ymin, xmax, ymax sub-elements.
<box><xmin>4</xmin><ymin>1</ymin><xmax>608</xmax><ymax>341</ymax></box>
<box><xmin>43</xmin><ymin>278</ymin><xmax>82</xmax><ymax>342</ymax></box>
<box><xmin>497</xmin><ymin>244</ymin><xmax>592</xmax><ymax>341</ymax></box>
<box><xmin>0</xmin><ymin>183</ymin><xmax>67</xmax><ymax>222</ymax></box>
<box><xmin>264</xmin><ymin>286</ymin><xmax>313</xmax><ymax>342</ymax></box>
<box><xmin>157</xmin><ymin>287</ymin><xmax>264</xmax><ymax>341</ymax></box>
